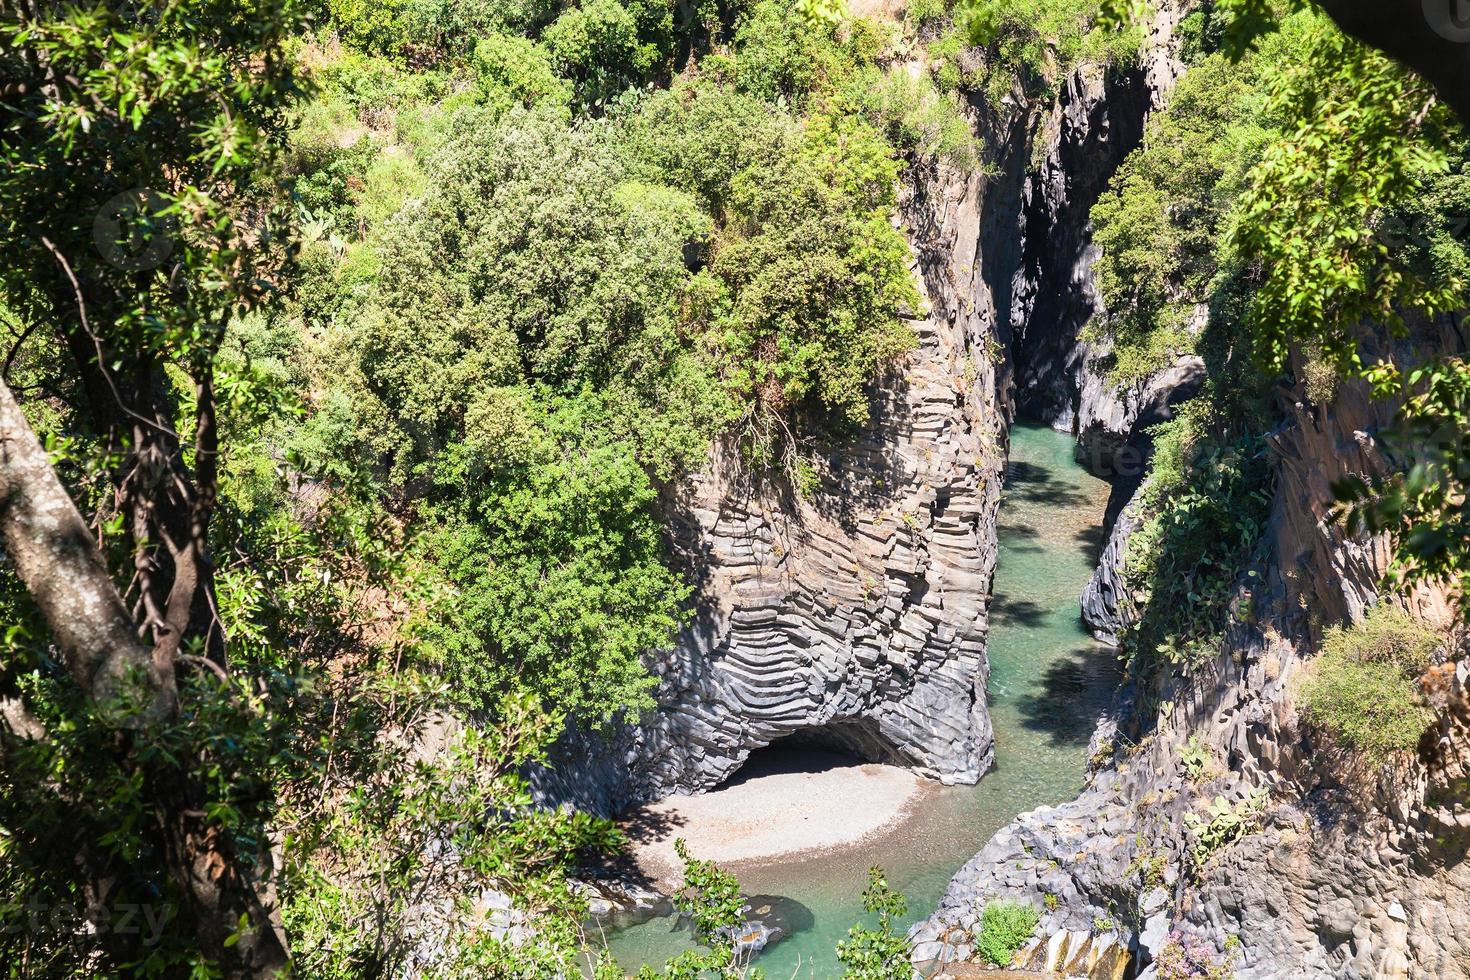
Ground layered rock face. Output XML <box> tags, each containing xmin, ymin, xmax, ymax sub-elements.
<box><xmin>640</xmin><ymin>241</ymin><xmax>1009</xmax><ymax>797</ymax></box>
<box><xmin>535</xmin><ymin>155</ymin><xmax>1016</xmax><ymax>812</ymax></box>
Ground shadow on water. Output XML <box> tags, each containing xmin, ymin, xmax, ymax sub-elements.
<box><xmin>990</xmin><ymin>593</ymin><xmax>1048</xmax><ymax>628</ymax></box>
<box><xmin>1003</xmin><ymin>459</ymin><xmax>1090</xmax><ymax>507</ymax></box>
<box><xmin>1014</xmin><ymin>641</ymin><xmax>1123</xmax><ymax>748</ymax></box>
<box><xmin>996</xmin><ymin>521</ymin><xmax>1041</xmax><ymax>540</ymax></box>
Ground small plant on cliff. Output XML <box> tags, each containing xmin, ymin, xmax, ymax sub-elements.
<box><xmin>1180</xmin><ymin>736</ymin><xmax>1212</xmax><ymax>781</ymax></box>
<box><xmin>975</xmin><ymin>899</ymin><xmax>1039</xmax><ymax>966</ymax></box>
<box><xmin>1182</xmin><ymin>788</ymin><xmax>1268</xmax><ymax>873</ymax></box>
<box><xmin>835</xmin><ymin>867</ymin><xmax>911</xmax><ymax>978</ymax></box>
<box><xmin>1298</xmin><ymin>605</ymin><xmax>1440</xmax><ymax>764</ymax></box>
<box><xmin>1126</xmin><ymin>849</ymin><xmax>1169</xmax><ymax>892</ymax></box>
<box><xmin>1154</xmin><ymin>930</ymin><xmax>1237</xmax><ymax>980</ymax></box>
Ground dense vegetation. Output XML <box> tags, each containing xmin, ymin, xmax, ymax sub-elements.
<box><xmin>1091</xmin><ymin>2</ymin><xmax>1469</xmax><ymax>703</ymax></box>
<box><xmin>1</xmin><ymin>0</ymin><xmax>1469</xmax><ymax>974</ymax></box>
<box><xmin>280</xmin><ymin>0</ymin><xmax>992</xmax><ymax>732</ymax></box>
<box><xmin>0</xmin><ymin>0</ymin><xmax>975</xmax><ymax>973</ymax></box>
<box><xmin>975</xmin><ymin>898</ymin><xmax>1039</xmax><ymax>966</ymax></box>
<box><xmin>1298</xmin><ymin>605</ymin><xmax>1441</xmax><ymax>763</ymax></box>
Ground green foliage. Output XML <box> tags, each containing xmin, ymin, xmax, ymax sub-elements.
<box><xmin>544</xmin><ymin>0</ymin><xmax>673</xmax><ymax>105</ymax></box>
<box><xmin>975</xmin><ymin>899</ymin><xmax>1039</xmax><ymax>966</ymax></box>
<box><xmin>0</xmin><ymin>0</ymin><xmax>303</xmax><ymax>375</ymax></box>
<box><xmin>308</xmin><ymin>106</ymin><xmax>722</xmax><ymax>723</ymax></box>
<box><xmin>733</xmin><ymin>0</ymin><xmax>848</xmax><ymax>104</ymax></box>
<box><xmin>283</xmin><ymin>695</ymin><xmax>623</xmax><ymax>978</ymax></box>
<box><xmin>1298</xmin><ymin>605</ymin><xmax>1439</xmax><ymax>764</ymax></box>
<box><xmin>1100</xmin><ymin>0</ymin><xmax>1297</xmax><ymax>62</ymax></box>
<box><xmin>672</xmin><ymin>838</ymin><xmax>746</xmax><ymax>946</ymax></box>
<box><xmin>1182</xmin><ymin>789</ymin><xmax>1268</xmax><ymax>872</ymax></box>
<box><xmin>1335</xmin><ymin>352</ymin><xmax>1470</xmax><ymax>608</ymax></box>
<box><xmin>835</xmin><ymin>868</ymin><xmax>912</xmax><ymax>978</ymax></box>
<box><xmin>699</xmin><ymin>107</ymin><xmax>919</xmax><ymax>442</ymax></box>
<box><xmin>326</xmin><ymin>0</ymin><xmax>560</xmax><ymax>62</ymax></box>
<box><xmin>413</xmin><ymin>406</ymin><xmax>683</xmax><ymax>723</ymax></box>
<box><xmin>282</xmin><ymin>0</ymin><xmax>933</xmax><ymax>731</ymax></box>
<box><xmin>1122</xmin><ymin>403</ymin><xmax>1273</xmax><ymax>670</ymax></box>
<box><xmin>470</xmin><ymin>33</ymin><xmax>573</xmax><ymax>115</ymax></box>
<box><xmin>843</xmin><ymin>64</ymin><xmax>982</xmax><ymax>171</ymax></box>
<box><xmin>1087</xmin><ymin>34</ymin><xmax>1291</xmax><ymax>383</ymax></box>
<box><xmin>906</xmin><ymin>0</ymin><xmax>949</xmax><ymax>30</ymax></box>
<box><xmin>1229</xmin><ymin>27</ymin><xmax>1465</xmax><ymax>376</ymax></box>
<box><xmin>640</xmin><ymin>839</ymin><xmax>769</xmax><ymax>979</ymax></box>
<box><xmin>958</xmin><ymin>0</ymin><xmax>1141</xmax><ymax>109</ymax></box>
<box><xmin>1181</xmin><ymin>11</ymin><xmax>1470</xmax><ymax>618</ymax></box>
<box><xmin>1179</xmin><ymin>735</ymin><xmax>1211</xmax><ymax>781</ymax></box>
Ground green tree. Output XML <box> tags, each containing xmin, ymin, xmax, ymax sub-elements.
<box><xmin>0</xmin><ymin>0</ymin><xmax>306</xmax><ymax>968</ymax></box>
<box><xmin>836</xmin><ymin>868</ymin><xmax>912</xmax><ymax>978</ymax></box>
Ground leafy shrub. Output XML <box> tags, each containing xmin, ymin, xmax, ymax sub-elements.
<box><xmin>836</xmin><ymin>868</ymin><xmax>911</xmax><ymax>979</ymax></box>
<box><xmin>959</xmin><ymin>0</ymin><xmax>1141</xmax><ymax>109</ymax></box>
<box><xmin>1123</xmin><ymin>403</ymin><xmax>1273</xmax><ymax>669</ymax></box>
<box><xmin>975</xmin><ymin>899</ymin><xmax>1039</xmax><ymax>966</ymax></box>
<box><xmin>543</xmin><ymin>0</ymin><xmax>671</xmax><ymax>105</ymax></box>
<box><xmin>733</xmin><ymin>0</ymin><xmax>847</xmax><ymax>103</ymax></box>
<box><xmin>844</xmin><ymin>64</ymin><xmax>981</xmax><ymax>171</ymax></box>
<box><xmin>906</xmin><ymin>0</ymin><xmax>948</xmax><ymax>29</ymax></box>
<box><xmin>1179</xmin><ymin>735</ymin><xmax>1211</xmax><ymax>781</ymax></box>
<box><xmin>702</xmin><ymin>108</ymin><xmax>918</xmax><ymax>441</ymax></box>
<box><xmin>469</xmin><ymin>33</ymin><xmax>572</xmax><ymax>115</ymax></box>
<box><xmin>1298</xmin><ymin>605</ymin><xmax>1439</xmax><ymax>763</ymax></box>
<box><xmin>1086</xmin><ymin>45</ymin><xmax>1279</xmax><ymax>384</ymax></box>
<box><xmin>1183</xmin><ymin>789</ymin><xmax>1267</xmax><ymax>871</ymax></box>
<box><xmin>326</xmin><ymin>0</ymin><xmax>559</xmax><ymax>61</ymax></box>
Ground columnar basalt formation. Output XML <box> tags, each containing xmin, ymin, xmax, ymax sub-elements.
<box><xmin>534</xmin><ymin>155</ymin><xmax>1013</xmax><ymax>813</ymax></box>
<box><xmin>538</xmin><ymin>2</ymin><xmax>1188</xmax><ymax>816</ymax></box>
<box><xmin>642</xmin><ymin>271</ymin><xmax>1007</xmax><ymax>796</ymax></box>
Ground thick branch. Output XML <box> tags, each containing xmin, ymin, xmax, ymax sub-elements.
<box><xmin>0</xmin><ymin>379</ymin><xmax>176</xmax><ymax>722</ymax></box>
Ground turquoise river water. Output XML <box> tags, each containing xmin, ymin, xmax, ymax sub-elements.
<box><xmin>600</xmin><ymin>423</ymin><xmax>1116</xmax><ymax>976</ymax></box>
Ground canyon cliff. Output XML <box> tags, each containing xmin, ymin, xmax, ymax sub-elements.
<box><xmin>543</xmin><ymin>8</ymin><xmax>1470</xmax><ymax>978</ymax></box>
<box><xmin>906</xmin><ymin>12</ymin><xmax>1470</xmax><ymax>980</ymax></box>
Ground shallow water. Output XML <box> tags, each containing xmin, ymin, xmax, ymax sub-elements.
<box><xmin>599</xmin><ymin>423</ymin><xmax>1115</xmax><ymax>976</ymax></box>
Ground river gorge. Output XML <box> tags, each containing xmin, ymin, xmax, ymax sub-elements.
<box><xmin>601</xmin><ymin>423</ymin><xmax>1114</xmax><ymax>974</ymax></box>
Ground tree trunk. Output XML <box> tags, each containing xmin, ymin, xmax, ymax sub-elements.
<box><xmin>0</xmin><ymin>378</ymin><xmax>175</xmax><ymax>720</ymax></box>
<box><xmin>0</xmin><ymin>378</ymin><xmax>290</xmax><ymax>976</ymax></box>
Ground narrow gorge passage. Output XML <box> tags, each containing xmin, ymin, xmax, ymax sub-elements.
<box><xmin>601</xmin><ymin>424</ymin><xmax>1116</xmax><ymax>976</ymax></box>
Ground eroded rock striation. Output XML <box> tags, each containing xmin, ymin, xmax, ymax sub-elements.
<box><xmin>537</xmin><ymin>154</ymin><xmax>1013</xmax><ymax>812</ymax></box>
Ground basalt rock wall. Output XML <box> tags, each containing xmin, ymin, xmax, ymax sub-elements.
<box><xmin>912</xmin><ymin>309</ymin><xmax>1470</xmax><ymax>979</ymax></box>
<box><xmin>536</xmin><ymin>9</ymin><xmax>1189</xmax><ymax>813</ymax></box>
